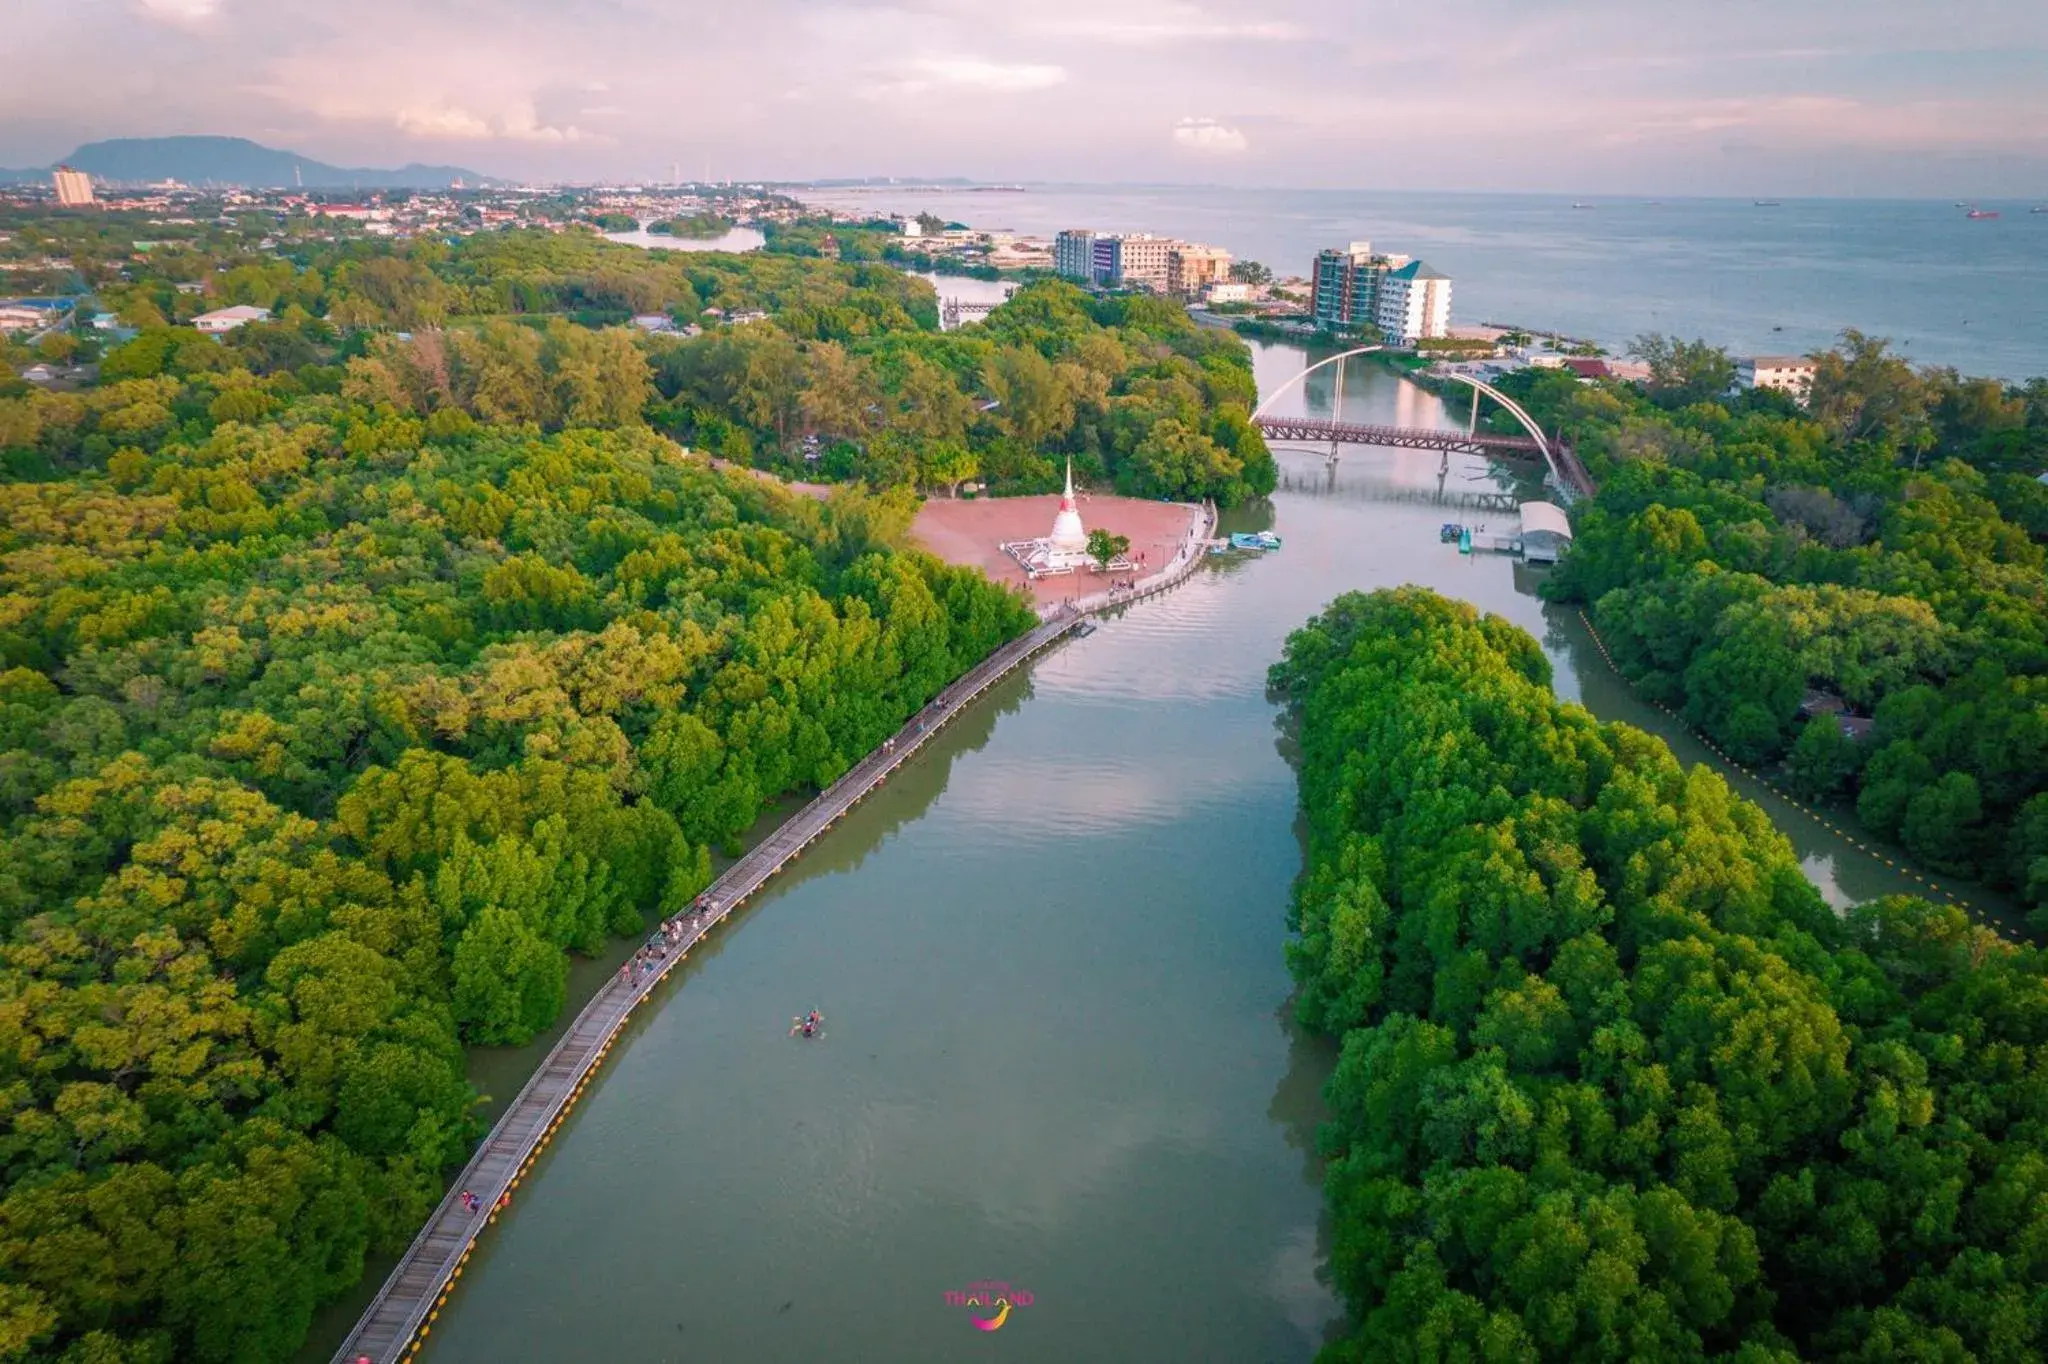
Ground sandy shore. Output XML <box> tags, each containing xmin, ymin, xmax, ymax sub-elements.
<box><xmin>913</xmin><ymin>493</ymin><xmax>1204</xmax><ymax>608</ymax></box>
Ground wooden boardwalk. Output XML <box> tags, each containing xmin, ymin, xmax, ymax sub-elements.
<box><xmin>332</xmin><ymin>611</ymin><xmax>1086</xmax><ymax>1364</ymax></box>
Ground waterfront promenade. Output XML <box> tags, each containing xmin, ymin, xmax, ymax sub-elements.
<box><xmin>331</xmin><ymin>503</ymin><xmax>1214</xmax><ymax>1364</ymax></box>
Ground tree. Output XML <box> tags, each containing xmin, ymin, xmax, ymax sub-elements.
<box><xmin>1272</xmin><ymin>586</ymin><xmax>2048</xmax><ymax>1363</ymax></box>
<box><xmin>1229</xmin><ymin>260</ymin><xmax>1273</xmax><ymax>286</ymax></box>
<box><xmin>1086</xmin><ymin>527</ymin><xmax>1130</xmax><ymax>572</ymax></box>
<box><xmin>1807</xmin><ymin>329</ymin><xmax>1932</xmax><ymax>456</ymax></box>
<box><xmin>1629</xmin><ymin>333</ymin><xmax>1737</xmax><ymax>407</ymax></box>
<box><xmin>1786</xmin><ymin>717</ymin><xmax>1863</xmax><ymax>801</ymax></box>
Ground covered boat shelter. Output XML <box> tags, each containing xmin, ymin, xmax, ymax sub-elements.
<box><xmin>1517</xmin><ymin>501</ymin><xmax>1573</xmax><ymax>563</ymax></box>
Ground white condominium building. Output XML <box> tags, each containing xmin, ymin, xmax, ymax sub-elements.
<box><xmin>1374</xmin><ymin>260</ymin><xmax>1453</xmax><ymax>344</ymax></box>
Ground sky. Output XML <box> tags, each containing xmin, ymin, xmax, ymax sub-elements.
<box><xmin>3</xmin><ymin>0</ymin><xmax>2046</xmax><ymax>195</ymax></box>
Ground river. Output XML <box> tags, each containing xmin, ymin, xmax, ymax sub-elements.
<box><xmin>403</xmin><ymin>344</ymin><xmax>1990</xmax><ymax>1364</ymax></box>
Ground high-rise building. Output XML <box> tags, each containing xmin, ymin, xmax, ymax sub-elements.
<box><xmin>1310</xmin><ymin>240</ymin><xmax>1450</xmax><ymax>343</ymax></box>
<box><xmin>52</xmin><ymin>166</ymin><xmax>95</xmax><ymax>207</ymax></box>
<box><xmin>1312</xmin><ymin>242</ymin><xmax>1391</xmax><ymax>328</ymax></box>
<box><xmin>1055</xmin><ymin>229</ymin><xmax>1096</xmax><ymax>280</ymax></box>
<box><xmin>1375</xmin><ymin>261</ymin><xmax>1453</xmax><ymax>344</ymax></box>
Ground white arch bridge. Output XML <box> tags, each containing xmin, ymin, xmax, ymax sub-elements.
<box><xmin>1250</xmin><ymin>346</ymin><xmax>1597</xmax><ymax>502</ymax></box>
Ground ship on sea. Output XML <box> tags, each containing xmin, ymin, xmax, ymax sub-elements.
<box><xmin>1571</xmin><ymin>202</ymin><xmax>1594</xmax><ymax>209</ymax></box>
<box><xmin>1967</xmin><ymin>208</ymin><xmax>2001</xmax><ymax>220</ymax></box>
<box><xmin>1754</xmin><ymin>200</ymin><xmax>1782</xmax><ymax>206</ymax></box>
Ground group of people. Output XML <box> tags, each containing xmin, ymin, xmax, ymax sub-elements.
<box><xmin>618</xmin><ymin>899</ymin><xmax>712</xmax><ymax>987</ymax></box>
<box><xmin>458</xmin><ymin>1189</ymin><xmax>483</xmax><ymax>1214</ymax></box>
<box><xmin>790</xmin><ymin>1009</ymin><xmax>824</xmax><ymax>1039</ymax></box>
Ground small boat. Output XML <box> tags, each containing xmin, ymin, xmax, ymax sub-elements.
<box><xmin>1967</xmin><ymin>209</ymin><xmax>2000</xmax><ymax>220</ymax></box>
<box><xmin>1458</xmin><ymin>528</ymin><xmax>1473</xmax><ymax>555</ymax></box>
<box><xmin>1571</xmin><ymin>202</ymin><xmax>1595</xmax><ymax>209</ymax></box>
<box><xmin>1228</xmin><ymin>531</ymin><xmax>1281</xmax><ymax>552</ymax></box>
<box><xmin>1440</xmin><ymin>522</ymin><xmax>1465</xmax><ymax>543</ymax></box>
<box><xmin>1754</xmin><ymin>200</ymin><xmax>1782</xmax><ymax>207</ymax></box>
<box><xmin>2033</xmin><ymin>207</ymin><xmax>2047</xmax><ymax>214</ymax></box>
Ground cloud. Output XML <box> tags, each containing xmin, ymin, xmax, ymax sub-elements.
<box><xmin>1172</xmin><ymin>116</ymin><xmax>1248</xmax><ymax>152</ymax></box>
<box><xmin>137</xmin><ymin>0</ymin><xmax>219</xmax><ymax>23</ymax></box>
<box><xmin>866</xmin><ymin>55</ymin><xmax>1067</xmax><ymax>98</ymax></box>
<box><xmin>395</xmin><ymin>105</ymin><xmax>494</xmax><ymax>140</ymax></box>
<box><xmin>392</xmin><ymin>100</ymin><xmax>591</xmax><ymax>144</ymax></box>
<box><xmin>1028</xmin><ymin>4</ymin><xmax>1302</xmax><ymax>44</ymax></box>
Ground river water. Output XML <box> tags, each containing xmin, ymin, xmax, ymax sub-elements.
<box><xmin>408</xmin><ymin>343</ymin><xmax>1989</xmax><ymax>1364</ymax></box>
<box><xmin>603</xmin><ymin>222</ymin><xmax>765</xmax><ymax>253</ymax></box>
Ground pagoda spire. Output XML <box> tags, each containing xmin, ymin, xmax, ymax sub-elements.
<box><xmin>1063</xmin><ymin>457</ymin><xmax>1074</xmax><ymax>502</ymax></box>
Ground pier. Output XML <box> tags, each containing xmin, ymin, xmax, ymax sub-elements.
<box><xmin>332</xmin><ymin>502</ymin><xmax>1215</xmax><ymax>1364</ymax></box>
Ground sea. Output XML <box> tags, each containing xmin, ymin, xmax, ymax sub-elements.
<box><xmin>803</xmin><ymin>185</ymin><xmax>2048</xmax><ymax>381</ymax></box>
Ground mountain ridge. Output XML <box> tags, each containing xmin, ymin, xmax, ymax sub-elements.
<box><xmin>0</xmin><ymin>136</ymin><xmax>501</xmax><ymax>188</ymax></box>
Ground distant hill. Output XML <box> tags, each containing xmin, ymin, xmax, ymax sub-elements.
<box><xmin>1</xmin><ymin>136</ymin><xmax>500</xmax><ymax>189</ymax></box>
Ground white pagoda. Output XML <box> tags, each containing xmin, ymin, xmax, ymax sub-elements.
<box><xmin>1003</xmin><ymin>460</ymin><xmax>1124</xmax><ymax>577</ymax></box>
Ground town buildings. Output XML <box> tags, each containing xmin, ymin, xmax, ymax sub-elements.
<box><xmin>52</xmin><ymin>166</ymin><xmax>94</xmax><ymax>207</ymax></box>
<box><xmin>1054</xmin><ymin>229</ymin><xmax>1232</xmax><ymax>298</ymax></box>
<box><xmin>1738</xmin><ymin>355</ymin><xmax>1816</xmax><ymax>402</ymax></box>
<box><xmin>1311</xmin><ymin>241</ymin><xmax>1455</xmax><ymax>344</ymax></box>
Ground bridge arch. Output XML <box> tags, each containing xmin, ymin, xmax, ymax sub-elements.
<box><xmin>1252</xmin><ymin>350</ymin><xmax>1589</xmax><ymax>501</ymax></box>
<box><xmin>1430</xmin><ymin>373</ymin><xmax>1575</xmax><ymax>499</ymax></box>
<box><xmin>1249</xmin><ymin>345</ymin><xmax>1384</xmax><ymax>421</ymax></box>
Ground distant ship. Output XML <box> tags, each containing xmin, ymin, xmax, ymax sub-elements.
<box><xmin>1571</xmin><ymin>202</ymin><xmax>1594</xmax><ymax>209</ymax></box>
<box><xmin>2033</xmin><ymin>207</ymin><xmax>2048</xmax><ymax>214</ymax></box>
<box><xmin>1754</xmin><ymin>200</ymin><xmax>1782</xmax><ymax>207</ymax></box>
<box><xmin>1967</xmin><ymin>208</ymin><xmax>2001</xmax><ymax>219</ymax></box>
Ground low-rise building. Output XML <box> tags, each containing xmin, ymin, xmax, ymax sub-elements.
<box><xmin>192</xmin><ymin>305</ymin><xmax>270</xmax><ymax>334</ymax></box>
<box><xmin>0</xmin><ymin>305</ymin><xmax>45</xmax><ymax>333</ymax></box>
<box><xmin>1205</xmin><ymin>281</ymin><xmax>1252</xmax><ymax>304</ymax></box>
<box><xmin>1518</xmin><ymin>501</ymin><xmax>1574</xmax><ymax>564</ymax></box>
<box><xmin>1167</xmin><ymin>244</ymin><xmax>1232</xmax><ymax>299</ymax></box>
<box><xmin>1738</xmin><ymin>355</ymin><xmax>1816</xmax><ymax>402</ymax></box>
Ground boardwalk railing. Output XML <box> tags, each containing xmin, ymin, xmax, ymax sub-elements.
<box><xmin>332</xmin><ymin>610</ymin><xmax>1087</xmax><ymax>1364</ymax></box>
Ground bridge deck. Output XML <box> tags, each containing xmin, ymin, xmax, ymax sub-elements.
<box><xmin>1252</xmin><ymin>415</ymin><xmax>1545</xmax><ymax>454</ymax></box>
<box><xmin>332</xmin><ymin>611</ymin><xmax>1084</xmax><ymax>1364</ymax></box>
<box><xmin>1253</xmin><ymin>416</ymin><xmax>1597</xmax><ymax>500</ymax></box>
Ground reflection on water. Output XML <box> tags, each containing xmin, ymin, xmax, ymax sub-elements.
<box><xmin>603</xmin><ymin>224</ymin><xmax>766</xmax><ymax>253</ymax></box>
